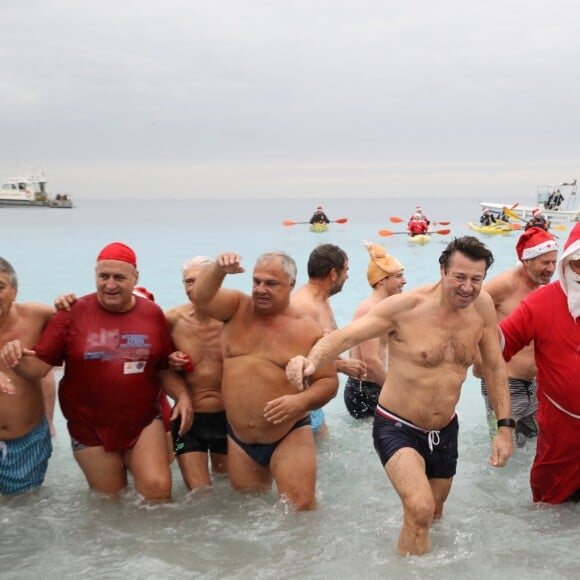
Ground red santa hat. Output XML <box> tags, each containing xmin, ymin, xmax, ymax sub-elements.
<box><xmin>557</xmin><ymin>222</ymin><xmax>580</xmax><ymax>293</ymax></box>
<box><xmin>532</xmin><ymin>208</ymin><xmax>542</xmax><ymax>217</ymax></box>
<box><xmin>97</xmin><ymin>242</ymin><xmax>137</xmax><ymax>267</ymax></box>
<box><xmin>516</xmin><ymin>227</ymin><xmax>558</xmax><ymax>261</ymax></box>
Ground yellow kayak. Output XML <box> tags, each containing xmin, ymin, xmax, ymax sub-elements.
<box><xmin>408</xmin><ymin>234</ymin><xmax>430</xmax><ymax>244</ymax></box>
<box><xmin>468</xmin><ymin>222</ymin><xmax>512</xmax><ymax>235</ymax></box>
<box><xmin>310</xmin><ymin>223</ymin><xmax>328</xmax><ymax>233</ymax></box>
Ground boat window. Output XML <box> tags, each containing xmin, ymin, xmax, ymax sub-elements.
<box><xmin>18</xmin><ymin>183</ymin><xmax>26</xmax><ymax>190</ymax></box>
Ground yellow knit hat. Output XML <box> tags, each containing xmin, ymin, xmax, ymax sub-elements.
<box><xmin>364</xmin><ymin>241</ymin><xmax>404</xmax><ymax>287</ymax></box>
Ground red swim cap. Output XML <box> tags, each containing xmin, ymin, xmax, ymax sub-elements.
<box><xmin>97</xmin><ymin>242</ymin><xmax>137</xmax><ymax>267</ymax></box>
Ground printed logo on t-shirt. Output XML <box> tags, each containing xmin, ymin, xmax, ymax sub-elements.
<box><xmin>83</xmin><ymin>329</ymin><xmax>152</xmax><ymax>360</ymax></box>
<box><xmin>121</xmin><ymin>333</ymin><xmax>151</xmax><ymax>349</ymax></box>
<box><xmin>124</xmin><ymin>361</ymin><xmax>146</xmax><ymax>374</ymax></box>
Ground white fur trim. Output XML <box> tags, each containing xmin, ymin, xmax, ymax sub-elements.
<box><xmin>521</xmin><ymin>240</ymin><xmax>559</xmax><ymax>261</ymax></box>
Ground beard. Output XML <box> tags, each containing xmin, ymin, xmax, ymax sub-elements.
<box><xmin>564</xmin><ymin>266</ymin><xmax>580</xmax><ymax>319</ymax></box>
<box><xmin>329</xmin><ymin>279</ymin><xmax>345</xmax><ymax>297</ymax></box>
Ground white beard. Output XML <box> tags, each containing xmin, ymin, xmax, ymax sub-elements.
<box><xmin>564</xmin><ymin>266</ymin><xmax>580</xmax><ymax>319</ymax></box>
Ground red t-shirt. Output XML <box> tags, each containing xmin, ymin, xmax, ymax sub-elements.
<box><xmin>35</xmin><ymin>293</ymin><xmax>173</xmax><ymax>450</ymax></box>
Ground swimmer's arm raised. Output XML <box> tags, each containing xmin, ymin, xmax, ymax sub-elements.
<box><xmin>192</xmin><ymin>253</ymin><xmax>244</xmax><ymax>321</ymax></box>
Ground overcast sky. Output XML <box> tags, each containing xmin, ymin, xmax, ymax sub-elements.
<box><xmin>1</xmin><ymin>0</ymin><xmax>579</xmax><ymax>199</ymax></box>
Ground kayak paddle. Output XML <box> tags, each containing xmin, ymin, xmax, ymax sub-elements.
<box><xmin>283</xmin><ymin>218</ymin><xmax>348</xmax><ymax>226</ymax></box>
<box><xmin>389</xmin><ymin>216</ymin><xmax>450</xmax><ymax>226</ymax></box>
<box><xmin>378</xmin><ymin>229</ymin><xmax>451</xmax><ymax>237</ymax></box>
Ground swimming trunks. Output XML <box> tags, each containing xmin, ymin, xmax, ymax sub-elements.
<box><xmin>227</xmin><ymin>416</ymin><xmax>312</xmax><ymax>467</ymax></box>
<box><xmin>70</xmin><ymin>415</ymin><xmax>163</xmax><ymax>452</ymax></box>
<box><xmin>171</xmin><ymin>411</ymin><xmax>227</xmax><ymax>456</ymax></box>
<box><xmin>372</xmin><ymin>404</ymin><xmax>459</xmax><ymax>479</ymax></box>
<box><xmin>0</xmin><ymin>417</ymin><xmax>52</xmax><ymax>495</ymax></box>
<box><xmin>344</xmin><ymin>377</ymin><xmax>382</xmax><ymax>419</ymax></box>
<box><xmin>481</xmin><ymin>377</ymin><xmax>538</xmax><ymax>447</ymax></box>
<box><xmin>310</xmin><ymin>408</ymin><xmax>325</xmax><ymax>434</ymax></box>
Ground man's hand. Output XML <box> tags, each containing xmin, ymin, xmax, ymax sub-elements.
<box><xmin>0</xmin><ymin>372</ymin><xmax>16</xmax><ymax>395</ymax></box>
<box><xmin>488</xmin><ymin>428</ymin><xmax>514</xmax><ymax>467</ymax></box>
<box><xmin>168</xmin><ymin>351</ymin><xmax>194</xmax><ymax>372</ymax></box>
<box><xmin>216</xmin><ymin>253</ymin><xmax>245</xmax><ymax>275</ymax></box>
<box><xmin>54</xmin><ymin>293</ymin><xmax>77</xmax><ymax>312</ymax></box>
<box><xmin>170</xmin><ymin>392</ymin><xmax>194</xmax><ymax>436</ymax></box>
<box><xmin>1</xmin><ymin>340</ymin><xmax>36</xmax><ymax>369</ymax></box>
<box><xmin>264</xmin><ymin>395</ymin><xmax>306</xmax><ymax>425</ymax></box>
<box><xmin>285</xmin><ymin>355</ymin><xmax>316</xmax><ymax>390</ymax></box>
<box><xmin>337</xmin><ymin>357</ymin><xmax>367</xmax><ymax>379</ymax></box>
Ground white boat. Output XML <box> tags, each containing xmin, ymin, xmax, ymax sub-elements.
<box><xmin>0</xmin><ymin>173</ymin><xmax>73</xmax><ymax>208</ymax></box>
<box><xmin>480</xmin><ymin>179</ymin><xmax>579</xmax><ymax>224</ymax></box>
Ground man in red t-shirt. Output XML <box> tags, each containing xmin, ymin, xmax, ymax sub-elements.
<box><xmin>0</xmin><ymin>242</ymin><xmax>193</xmax><ymax>501</ymax></box>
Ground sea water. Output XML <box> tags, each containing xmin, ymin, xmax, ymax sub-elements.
<box><xmin>0</xmin><ymin>198</ymin><xmax>578</xmax><ymax>579</ymax></box>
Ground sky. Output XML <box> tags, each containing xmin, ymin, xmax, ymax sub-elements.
<box><xmin>1</xmin><ymin>0</ymin><xmax>580</xmax><ymax>200</ymax></box>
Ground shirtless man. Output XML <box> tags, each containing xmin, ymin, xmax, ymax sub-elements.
<box><xmin>0</xmin><ymin>257</ymin><xmax>54</xmax><ymax>495</ymax></box>
<box><xmin>192</xmin><ymin>251</ymin><xmax>338</xmax><ymax>510</ymax></box>
<box><xmin>345</xmin><ymin>241</ymin><xmax>406</xmax><ymax>419</ymax></box>
<box><xmin>286</xmin><ymin>237</ymin><xmax>514</xmax><ymax>554</ymax></box>
<box><xmin>473</xmin><ymin>227</ymin><xmax>558</xmax><ymax>446</ymax></box>
<box><xmin>291</xmin><ymin>244</ymin><xmax>365</xmax><ymax>434</ymax></box>
<box><xmin>166</xmin><ymin>256</ymin><xmax>227</xmax><ymax>490</ymax></box>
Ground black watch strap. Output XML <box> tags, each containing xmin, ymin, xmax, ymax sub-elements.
<box><xmin>497</xmin><ymin>418</ymin><xmax>516</xmax><ymax>429</ymax></box>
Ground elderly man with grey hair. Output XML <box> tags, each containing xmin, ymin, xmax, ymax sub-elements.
<box><xmin>165</xmin><ymin>256</ymin><xmax>228</xmax><ymax>491</ymax></box>
<box><xmin>191</xmin><ymin>251</ymin><xmax>338</xmax><ymax>510</ymax></box>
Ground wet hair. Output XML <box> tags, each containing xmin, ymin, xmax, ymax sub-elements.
<box><xmin>0</xmin><ymin>257</ymin><xmax>17</xmax><ymax>289</ymax></box>
<box><xmin>307</xmin><ymin>244</ymin><xmax>348</xmax><ymax>279</ymax></box>
<box><xmin>439</xmin><ymin>236</ymin><xmax>494</xmax><ymax>273</ymax></box>
<box><xmin>256</xmin><ymin>251</ymin><xmax>297</xmax><ymax>284</ymax></box>
<box><xmin>181</xmin><ymin>256</ymin><xmax>213</xmax><ymax>274</ymax></box>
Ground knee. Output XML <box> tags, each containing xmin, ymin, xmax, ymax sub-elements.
<box><xmin>136</xmin><ymin>472</ymin><xmax>172</xmax><ymax>502</ymax></box>
<box><xmin>403</xmin><ymin>495</ymin><xmax>435</xmax><ymax>528</ymax></box>
<box><xmin>284</xmin><ymin>489</ymin><xmax>317</xmax><ymax>511</ymax></box>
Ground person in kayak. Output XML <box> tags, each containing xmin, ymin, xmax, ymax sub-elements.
<box><xmin>309</xmin><ymin>206</ymin><xmax>330</xmax><ymax>225</ymax></box>
<box><xmin>408</xmin><ymin>213</ymin><xmax>430</xmax><ymax>236</ymax></box>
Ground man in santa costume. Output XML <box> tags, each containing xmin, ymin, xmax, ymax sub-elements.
<box><xmin>499</xmin><ymin>222</ymin><xmax>580</xmax><ymax>503</ymax></box>
<box><xmin>475</xmin><ymin>227</ymin><xmax>558</xmax><ymax>447</ymax></box>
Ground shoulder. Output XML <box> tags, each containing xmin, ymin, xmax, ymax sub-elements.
<box><xmin>523</xmin><ymin>280</ymin><xmax>561</xmax><ymax>306</ymax></box>
<box><xmin>165</xmin><ymin>303</ymin><xmax>188</xmax><ymax>321</ymax></box>
<box><xmin>16</xmin><ymin>302</ymin><xmax>54</xmax><ymax>320</ymax></box>
<box><xmin>473</xmin><ymin>289</ymin><xmax>497</xmax><ymax>321</ymax></box>
<box><xmin>483</xmin><ymin>267</ymin><xmax>519</xmax><ymax>301</ymax></box>
<box><xmin>287</xmin><ymin>307</ymin><xmax>324</xmax><ymax>336</ymax></box>
<box><xmin>290</xmin><ymin>288</ymin><xmax>322</xmax><ymax>316</ymax></box>
<box><xmin>352</xmin><ymin>297</ymin><xmax>375</xmax><ymax>320</ymax></box>
<box><xmin>370</xmin><ymin>286</ymin><xmax>427</xmax><ymax>317</ymax></box>
<box><xmin>135</xmin><ymin>296</ymin><xmax>164</xmax><ymax>316</ymax></box>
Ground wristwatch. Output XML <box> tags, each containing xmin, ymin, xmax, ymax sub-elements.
<box><xmin>497</xmin><ymin>418</ymin><xmax>516</xmax><ymax>429</ymax></box>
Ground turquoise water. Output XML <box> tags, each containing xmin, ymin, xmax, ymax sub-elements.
<box><xmin>1</xmin><ymin>198</ymin><xmax>578</xmax><ymax>579</ymax></box>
